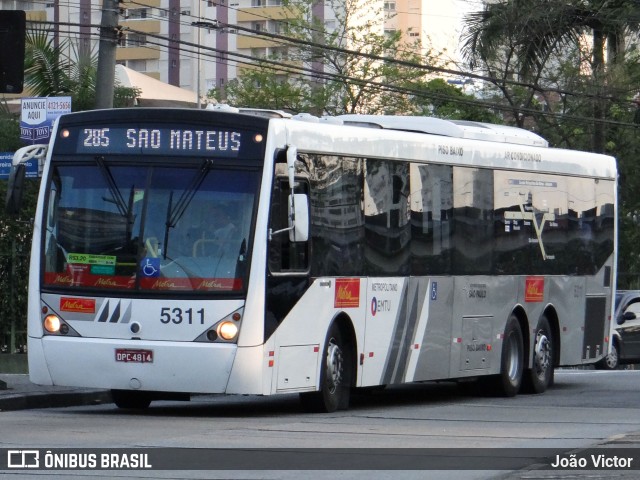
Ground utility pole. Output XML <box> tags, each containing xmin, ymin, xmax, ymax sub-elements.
<box><xmin>10</xmin><ymin>238</ymin><xmax>16</xmax><ymax>354</ymax></box>
<box><xmin>95</xmin><ymin>0</ymin><xmax>119</xmax><ymax>109</ymax></box>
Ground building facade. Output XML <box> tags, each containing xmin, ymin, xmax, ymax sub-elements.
<box><xmin>1</xmin><ymin>0</ymin><xmax>474</xmax><ymax>103</ymax></box>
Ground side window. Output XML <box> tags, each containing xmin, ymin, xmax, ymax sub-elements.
<box><xmin>493</xmin><ymin>170</ymin><xmax>537</xmax><ymax>274</ymax></box>
<box><xmin>410</xmin><ymin>163</ymin><xmax>453</xmax><ymax>275</ymax></box>
<box><xmin>307</xmin><ymin>154</ymin><xmax>365</xmax><ymax>277</ymax></box>
<box><xmin>364</xmin><ymin>159</ymin><xmax>410</xmax><ymax>275</ymax></box>
<box><xmin>593</xmin><ymin>179</ymin><xmax>615</xmax><ymax>271</ymax></box>
<box><xmin>268</xmin><ymin>167</ymin><xmax>310</xmax><ymax>274</ymax></box>
<box><xmin>566</xmin><ymin>176</ymin><xmax>597</xmax><ymax>275</ymax></box>
<box><xmin>625</xmin><ymin>301</ymin><xmax>640</xmax><ymax>320</ymax></box>
<box><xmin>452</xmin><ymin>167</ymin><xmax>493</xmax><ymax>274</ymax></box>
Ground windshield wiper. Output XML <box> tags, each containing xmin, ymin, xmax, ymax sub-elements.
<box><xmin>96</xmin><ymin>156</ymin><xmax>136</xmax><ymax>244</ymax></box>
<box><xmin>167</xmin><ymin>159</ymin><xmax>214</xmax><ymax>227</ymax></box>
<box><xmin>95</xmin><ymin>156</ymin><xmax>129</xmax><ymax>217</ymax></box>
<box><xmin>162</xmin><ymin>159</ymin><xmax>214</xmax><ymax>258</ymax></box>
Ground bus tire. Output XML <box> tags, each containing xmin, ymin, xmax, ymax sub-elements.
<box><xmin>490</xmin><ymin>316</ymin><xmax>524</xmax><ymax>397</ymax></box>
<box><xmin>300</xmin><ymin>323</ymin><xmax>351</xmax><ymax>413</ymax></box>
<box><xmin>111</xmin><ymin>390</ymin><xmax>152</xmax><ymax>409</ymax></box>
<box><xmin>521</xmin><ymin>316</ymin><xmax>554</xmax><ymax>394</ymax></box>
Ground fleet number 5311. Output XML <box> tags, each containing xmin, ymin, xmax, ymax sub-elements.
<box><xmin>159</xmin><ymin>307</ymin><xmax>205</xmax><ymax>325</ymax></box>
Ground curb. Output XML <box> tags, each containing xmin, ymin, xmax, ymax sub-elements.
<box><xmin>0</xmin><ymin>390</ymin><xmax>113</xmax><ymax>412</ymax></box>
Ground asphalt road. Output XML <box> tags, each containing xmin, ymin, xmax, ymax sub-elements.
<box><xmin>2</xmin><ymin>369</ymin><xmax>640</xmax><ymax>479</ymax></box>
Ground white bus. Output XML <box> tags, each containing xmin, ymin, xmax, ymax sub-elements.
<box><xmin>7</xmin><ymin>107</ymin><xmax>617</xmax><ymax>411</ymax></box>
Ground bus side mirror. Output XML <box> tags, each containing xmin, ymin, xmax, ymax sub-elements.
<box><xmin>5</xmin><ymin>163</ymin><xmax>26</xmax><ymax>214</ymax></box>
<box><xmin>288</xmin><ymin>193</ymin><xmax>309</xmax><ymax>242</ymax></box>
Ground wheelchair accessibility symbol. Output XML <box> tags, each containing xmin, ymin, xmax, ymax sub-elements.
<box><xmin>141</xmin><ymin>257</ymin><xmax>160</xmax><ymax>277</ymax></box>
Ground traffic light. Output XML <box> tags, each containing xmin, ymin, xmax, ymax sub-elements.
<box><xmin>0</xmin><ymin>10</ymin><xmax>26</xmax><ymax>94</ymax></box>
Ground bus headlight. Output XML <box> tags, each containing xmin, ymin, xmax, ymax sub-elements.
<box><xmin>43</xmin><ymin>314</ymin><xmax>62</xmax><ymax>333</ymax></box>
<box><xmin>217</xmin><ymin>321</ymin><xmax>238</xmax><ymax>341</ymax></box>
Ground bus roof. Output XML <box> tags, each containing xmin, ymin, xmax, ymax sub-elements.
<box><xmin>271</xmin><ymin>113</ymin><xmax>617</xmax><ymax>180</ymax></box>
<box><xmin>337</xmin><ymin>114</ymin><xmax>549</xmax><ymax>148</ymax></box>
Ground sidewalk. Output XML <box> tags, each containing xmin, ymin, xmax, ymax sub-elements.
<box><xmin>0</xmin><ymin>373</ymin><xmax>112</xmax><ymax>411</ymax></box>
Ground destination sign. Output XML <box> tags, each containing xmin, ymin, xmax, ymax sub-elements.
<box><xmin>53</xmin><ymin>124</ymin><xmax>265</xmax><ymax>159</ymax></box>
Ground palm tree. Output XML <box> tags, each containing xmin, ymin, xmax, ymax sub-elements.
<box><xmin>462</xmin><ymin>0</ymin><xmax>640</xmax><ymax>153</ymax></box>
<box><xmin>24</xmin><ymin>26</ymin><xmax>74</xmax><ymax>98</ymax></box>
<box><xmin>24</xmin><ymin>25</ymin><xmax>138</xmax><ymax>111</ymax></box>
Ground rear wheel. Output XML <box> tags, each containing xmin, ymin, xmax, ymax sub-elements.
<box><xmin>111</xmin><ymin>390</ymin><xmax>151</xmax><ymax>409</ymax></box>
<box><xmin>489</xmin><ymin>316</ymin><xmax>524</xmax><ymax>397</ymax></box>
<box><xmin>521</xmin><ymin>316</ymin><xmax>554</xmax><ymax>394</ymax></box>
<box><xmin>300</xmin><ymin>323</ymin><xmax>352</xmax><ymax>413</ymax></box>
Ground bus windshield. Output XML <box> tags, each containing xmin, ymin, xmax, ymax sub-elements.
<box><xmin>43</xmin><ymin>160</ymin><xmax>260</xmax><ymax>294</ymax></box>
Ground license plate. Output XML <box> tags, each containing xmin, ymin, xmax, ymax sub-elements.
<box><xmin>115</xmin><ymin>349</ymin><xmax>153</xmax><ymax>363</ymax></box>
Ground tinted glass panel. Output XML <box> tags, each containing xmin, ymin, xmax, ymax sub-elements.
<box><xmin>305</xmin><ymin>154</ymin><xmax>365</xmax><ymax>276</ymax></box>
<box><xmin>452</xmin><ymin>167</ymin><xmax>493</xmax><ymax>274</ymax></box>
<box><xmin>410</xmin><ymin>163</ymin><xmax>453</xmax><ymax>275</ymax></box>
<box><xmin>364</xmin><ymin>159</ymin><xmax>410</xmax><ymax>275</ymax></box>
<box><xmin>44</xmin><ymin>162</ymin><xmax>259</xmax><ymax>293</ymax></box>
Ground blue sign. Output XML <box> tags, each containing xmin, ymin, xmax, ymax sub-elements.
<box><xmin>54</xmin><ymin>125</ymin><xmax>257</xmax><ymax>158</ymax></box>
<box><xmin>0</xmin><ymin>152</ymin><xmax>39</xmax><ymax>180</ymax></box>
<box><xmin>140</xmin><ymin>258</ymin><xmax>161</xmax><ymax>277</ymax></box>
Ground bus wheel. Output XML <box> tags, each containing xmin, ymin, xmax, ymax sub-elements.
<box><xmin>491</xmin><ymin>316</ymin><xmax>524</xmax><ymax>397</ymax></box>
<box><xmin>111</xmin><ymin>390</ymin><xmax>152</xmax><ymax>409</ymax></box>
<box><xmin>521</xmin><ymin>316</ymin><xmax>554</xmax><ymax>394</ymax></box>
<box><xmin>300</xmin><ymin>323</ymin><xmax>351</xmax><ymax>413</ymax></box>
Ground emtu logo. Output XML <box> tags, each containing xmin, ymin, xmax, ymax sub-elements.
<box><xmin>7</xmin><ymin>450</ymin><xmax>39</xmax><ymax>468</ymax></box>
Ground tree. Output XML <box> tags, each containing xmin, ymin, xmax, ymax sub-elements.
<box><xmin>410</xmin><ymin>78</ymin><xmax>502</xmax><ymax>123</ymax></box>
<box><xmin>25</xmin><ymin>24</ymin><xmax>139</xmax><ymax>110</ymax></box>
<box><xmin>220</xmin><ymin>68</ymin><xmax>318</xmax><ymax>113</ymax></box>
<box><xmin>461</xmin><ymin>0</ymin><xmax>640</xmax><ymax>153</ymax></box>
<box><xmin>0</xmin><ymin>102</ymin><xmax>37</xmax><ymax>352</ymax></box>
<box><xmin>214</xmin><ymin>0</ymin><xmax>446</xmax><ymax>115</ymax></box>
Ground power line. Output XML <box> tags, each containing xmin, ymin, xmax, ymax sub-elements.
<box><xmin>31</xmin><ymin>1</ymin><xmax>640</xmax><ymax>103</ymax></box>
<box><xmin>25</xmin><ymin>18</ymin><xmax>640</xmax><ymax>130</ymax></box>
<box><xmin>120</xmin><ymin>0</ymin><xmax>633</xmax><ymax>102</ymax></box>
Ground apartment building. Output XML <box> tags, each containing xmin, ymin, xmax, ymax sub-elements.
<box><xmin>1</xmin><ymin>0</ymin><xmax>474</xmax><ymax>102</ymax></box>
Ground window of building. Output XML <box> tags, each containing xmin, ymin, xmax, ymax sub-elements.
<box><xmin>128</xmin><ymin>8</ymin><xmax>148</xmax><ymax>19</ymax></box>
<box><xmin>271</xmin><ymin>21</ymin><xmax>284</xmax><ymax>35</ymax></box>
<box><xmin>251</xmin><ymin>48</ymin><xmax>266</xmax><ymax>58</ymax></box>
<box><xmin>127</xmin><ymin>33</ymin><xmax>147</xmax><ymax>47</ymax></box>
<box><xmin>127</xmin><ymin>60</ymin><xmax>147</xmax><ymax>70</ymax></box>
